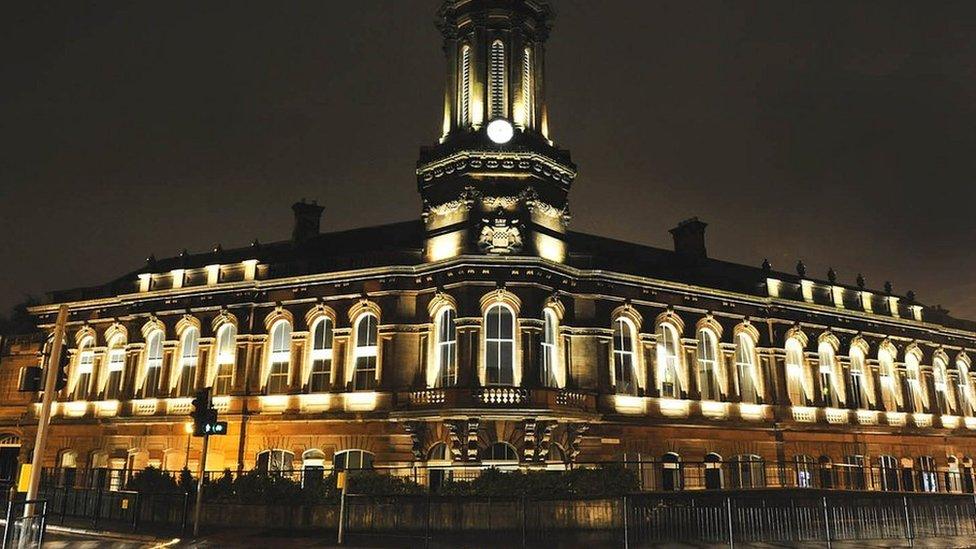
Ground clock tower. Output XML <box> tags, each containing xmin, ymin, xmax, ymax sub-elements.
<box><xmin>418</xmin><ymin>0</ymin><xmax>576</xmax><ymax>263</ymax></box>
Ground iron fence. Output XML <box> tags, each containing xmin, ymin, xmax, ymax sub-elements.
<box><xmin>38</xmin><ymin>458</ymin><xmax>976</xmax><ymax>496</ymax></box>
<box><xmin>2</xmin><ymin>499</ymin><xmax>47</xmax><ymax>549</ymax></box>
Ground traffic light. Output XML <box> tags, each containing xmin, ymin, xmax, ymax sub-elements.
<box><xmin>55</xmin><ymin>345</ymin><xmax>69</xmax><ymax>391</ymax></box>
<box><xmin>19</xmin><ymin>338</ymin><xmax>68</xmax><ymax>392</ymax></box>
<box><xmin>190</xmin><ymin>388</ymin><xmax>226</xmax><ymax>436</ymax></box>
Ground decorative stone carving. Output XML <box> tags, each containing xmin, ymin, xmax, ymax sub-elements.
<box><xmin>478</xmin><ymin>210</ymin><xmax>523</xmax><ymax>254</ymax></box>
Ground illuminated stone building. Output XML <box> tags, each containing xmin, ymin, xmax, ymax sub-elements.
<box><xmin>4</xmin><ymin>0</ymin><xmax>976</xmax><ymax>492</ymax></box>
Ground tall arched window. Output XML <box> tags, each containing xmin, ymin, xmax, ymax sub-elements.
<box><xmin>904</xmin><ymin>351</ymin><xmax>925</xmax><ymax>413</ymax></box>
<box><xmin>176</xmin><ymin>327</ymin><xmax>199</xmax><ymax>397</ymax></box>
<box><xmin>818</xmin><ymin>342</ymin><xmax>839</xmax><ymax>407</ymax></box>
<box><xmin>459</xmin><ymin>44</ymin><xmax>471</xmax><ymax>127</ymax></box>
<box><xmin>540</xmin><ymin>309</ymin><xmax>558</xmax><ymax>387</ymax></box>
<box><xmin>661</xmin><ymin>452</ymin><xmax>683</xmax><ymax>491</ymax></box>
<box><xmin>878</xmin><ymin>455</ymin><xmax>899</xmax><ymax>491</ymax></box>
<box><xmin>878</xmin><ymin>346</ymin><xmax>899</xmax><ymax>411</ymax></box>
<box><xmin>933</xmin><ymin>356</ymin><xmax>951</xmax><ymax>414</ymax></box>
<box><xmin>434</xmin><ymin>308</ymin><xmax>457</xmax><ymax>387</ymax></box>
<box><xmin>697</xmin><ymin>328</ymin><xmax>720</xmax><ymax>401</ymax></box>
<box><xmin>735</xmin><ymin>333</ymin><xmax>758</xmax><ymax>403</ymax></box>
<box><xmin>657</xmin><ymin>323</ymin><xmax>681</xmax><ymax>398</ymax></box>
<box><xmin>266</xmin><ymin>320</ymin><xmax>292</xmax><ymax>394</ymax></box>
<box><xmin>353</xmin><ymin>314</ymin><xmax>378</xmax><ymax>390</ymax></box>
<box><xmin>309</xmin><ymin>318</ymin><xmax>333</xmax><ymax>392</ymax></box>
<box><xmin>613</xmin><ymin>318</ymin><xmax>638</xmax><ymax>395</ymax></box>
<box><xmin>104</xmin><ymin>335</ymin><xmax>125</xmax><ymax>400</ymax></box>
<box><xmin>918</xmin><ymin>456</ymin><xmax>938</xmax><ymax>493</ymax></box>
<box><xmin>730</xmin><ymin>455</ymin><xmax>765</xmax><ymax>488</ymax></box>
<box><xmin>794</xmin><ymin>455</ymin><xmax>815</xmax><ymax>488</ymax></box>
<box><xmin>484</xmin><ymin>304</ymin><xmax>515</xmax><ymax>385</ymax></box>
<box><xmin>213</xmin><ymin>324</ymin><xmax>236</xmax><ymax>395</ymax></box>
<box><xmin>849</xmin><ymin>347</ymin><xmax>868</xmax><ymax>409</ymax></box>
<box><xmin>488</xmin><ymin>40</ymin><xmax>506</xmax><ymax>118</ymax></box>
<box><xmin>72</xmin><ymin>337</ymin><xmax>95</xmax><ymax>401</ymax></box>
<box><xmin>785</xmin><ymin>338</ymin><xmax>809</xmax><ymax>405</ymax></box>
<box><xmin>958</xmin><ymin>358</ymin><xmax>973</xmax><ymax>417</ymax></box>
<box><xmin>520</xmin><ymin>47</ymin><xmax>533</xmax><ymax>128</ymax></box>
<box><xmin>142</xmin><ymin>330</ymin><xmax>163</xmax><ymax>398</ymax></box>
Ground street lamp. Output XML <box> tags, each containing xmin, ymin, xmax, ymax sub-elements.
<box><xmin>183</xmin><ymin>422</ymin><xmax>193</xmax><ymax>469</ymax></box>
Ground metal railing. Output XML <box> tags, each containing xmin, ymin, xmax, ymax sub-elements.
<box><xmin>38</xmin><ymin>458</ymin><xmax>976</xmax><ymax>496</ymax></box>
<box><xmin>2</xmin><ymin>499</ymin><xmax>47</xmax><ymax>549</ymax></box>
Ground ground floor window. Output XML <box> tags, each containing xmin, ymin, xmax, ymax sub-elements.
<box><xmin>256</xmin><ymin>449</ymin><xmax>294</xmax><ymax>473</ymax></box>
<box><xmin>334</xmin><ymin>449</ymin><xmax>374</xmax><ymax>471</ymax></box>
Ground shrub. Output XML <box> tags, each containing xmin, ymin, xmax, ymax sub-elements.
<box><xmin>126</xmin><ymin>466</ymin><xmax>180</xmax><ymax>493</ymax></box>
<box><xmin>435</xmin><ymin>465</ymin><xmax>639</xmax><ymax>497</ymax></box>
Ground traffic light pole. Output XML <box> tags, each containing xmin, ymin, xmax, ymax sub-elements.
<box><xmin>192</xmin><ymin>432</ymin><xmax>209</xmax><ymax>537</ymax></box>
<box><xmin>24</xmin><ymin>304</ymin><xmax>68</xmax><ymax>510</ymax></box>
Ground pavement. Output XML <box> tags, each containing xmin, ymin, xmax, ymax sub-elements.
<box><xmin>32</xmin><ymin>527</ymin><xmax>976</xmax><ymax>549</ymax></box>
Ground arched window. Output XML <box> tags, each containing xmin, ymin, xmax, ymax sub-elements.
<box><xmin>904</xmin><ymin>351</ymin><xmax>925</xmax><ymax>413</ymax></box>
<box><xmin>933</xmin><ymin>356</ymin><xmax>951</xmax><ymax>414</ymax></box>
<box><xmin>843</xmin><ymin>455</ymin><xmax>866</xmax><ymax>490</ymax></box>
<box><xmin>213</xmin><ymin>324</ymin><xmax>236</xmax><ymax>395</ymax></box>
<box><xmin>735</xmin><ymin>333</ymin><xmax>759</xmax><ymax>404</ymax></box>
<box><xmin>730</xmin><ymin>454</ymin><xmax>765</xmax><ymax>488</ymax></box>
<box><xmin>309</xmin><ymin>318</ymin><xmax>334</xmax><ymax>392</ymax></box>
<box><xmin>141</xmin><ymin>330</ymin><xmax>163</xmax><ymax>398</ymax></box>
<box><xmin>266</xmin><ymin>320</ymin><xmax>292</xmax><ymax>394</ymax></box>
<box><xmin>540</xmin><ymin>309</ymin><xmax>558</xmax><ymax>387</ymax></box>
<box><xmin>794</xmin><ymin>455</ymin><xmax>815</xmax><ymax>488</ymax></box>
<box><xmin>817</xmin><ymin>342</ymin><xmax>839</xmax><ymax>407</ymax></box>
<box><xmin>104</xmin><ymin>335</ymin><xmax>125</xmax><ymax>400</ymax></box>
<box><xmin>661</xmin><ymin>452</ymin><xmax>683</xmax><ymax>491</ymax></box>
<box><xmin>613</xmin><ymin>318</ymin><xmax>638</xmax><ymax>395</ymax></box>
<box><xmin>958</xmin><ymin>358</ymin><xmax>973</xmax><ymax>417</ymax></box>
<box><xmin>696</xmin><ymin>328</ymin><xmax>720</xmax><ymax>401</ymax></box>
<box><xmin>947</xmin><ymin>455</ymin><xmax>962</xmax><ymax>493</ymax></box>
<box><xmin>484</xmin><ymin>304</ymin><xmax>515</xmax><ymax>385</ymax></box>
<box><xmin>301</xmin><ymin>448</ymin><xmax>327</xmax><ymax>486</ymax></box>
<box><xmin>353</xmin><ymin>314</ymin><xmax>378</xmax><ymax>390</ymax></box>
<box><xmin>918</xmin><ymin>456</ymin><xmax>938</xmax><ymax>493</ymax></box>
<box><xmin>785</xmin><ymin>338</ymin><xmax>809</xmax><ymax>405</ymax></box>
<box><xmin>878</xmin><ymin>346</ymin><xmax>899</xmax><ymax>411</ymax></box>
<box><xmin>657</xmin><ymin>323</ymin><xmax>681</xmax><ymax>398</ymax></box>
<box><xmin>849</xmin><ymin>347</ymin><xmax>868</xmax><ymax>409</ymax></box>
<box><xmin>334</xmin><ymin>449</ymin><xmax>374</xmax><ymax>471</ymax></box>
<box><xmin>520</xmin><ymin>47</ymin><xmax>533</xmax><ymax>127</ymax></box>
<box><xmin>879</xmin><ymin>455</ymin><xmax>899</xmax><ymax>491</ymax></box>
<box><xmin>72</xmin><ymin>337</ymin><xmax>95</xmax><ymax>401</ymax></box>
<box><xmin>256</xmin><ymin>449</ymin><xmax>294</xmax><ymax>474</ymax></box>
<box><xmin>176</xmin><ymin>327</ymin><xmax>199</xmax><ymax>397</ymax></box>
<box><xmin>483</xmin><ymin>442</ymin><xmax>518</xmax><ymax>464</ymax></box>
<box><xmin>488</xmin><ymin>40</ymin><xmax>506</xmax><ymax>118</ymax></box>
<box><xmin>459</xmin><ymin>44</ymin><xmax>471</xmax><ymax>126</ymax></box>
<box><xmin>434</xmin><ymin>308</ymin><xmax>457</xmax><ymax>387</ymax></box>
<box><xmin>704</xmin><ymin>452</ymin><xmax>723</xmax><ymax>489</ymax></box>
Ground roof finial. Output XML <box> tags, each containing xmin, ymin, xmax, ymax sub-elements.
<box><xmin>856</xmin><ymin>273</ymin><xmax>865</xmax><ymax>289</ymax></box>
<box><xmin>827</xmin><ymin>267</ymin><xmax>837</xmax><ymax>284</ymax></box>
<box><xmin>761</xmin><ymin>258</ymin><xmax>771</xmax><ymax>272</ymax></box>
<box><xmin>795</xmin><ymin>260</ymin><xmax>806</xmax><ymax>278</ymax></box>
<box><xmin>884</xmin><ymin>280</ymin><xmax>893</xmax><ymax>295</ymax></box>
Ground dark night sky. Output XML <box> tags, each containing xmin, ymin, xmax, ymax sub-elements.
<box><xmin>2</xmin><ymin>1</ymin><xmax>976</xmax><ymax>319</ymax></box>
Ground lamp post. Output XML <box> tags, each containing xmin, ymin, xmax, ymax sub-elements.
<box><xmin>183</xmin><ymin>422</ymin><xmax>193</xmax><ymax>469</ymax></box>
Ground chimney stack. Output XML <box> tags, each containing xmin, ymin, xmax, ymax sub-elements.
<box><xmin>669</xmin><ymin>217</ymin><xmax>708</xmax><ymax>260</ymax></box>
<box><xmin>292</xmin><ymin>199</ymin><xmax>324</xmax><ymax>243</ymax></box>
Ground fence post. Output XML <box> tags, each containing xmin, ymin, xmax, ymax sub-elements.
<box><xmin>180</xmin><ymin>491</ymin><xmax>189</xmax><ymax>534</ymax></box>
<box><xmin>521</xmin><ymin>495</ymin><xmax>526</xmax><ymax>549</ymax></box>
<box><xmin>622</xmin><ymin>495</ymin><xmax>629</xmax><ymax>549</ymax></box>
<box><xmin>91</xmin><ymin>486</ymin><xmax>103</xmax><ymax>530</ymax></box>
<box><xmin>726</xmin><ymin>496</ymin><xmax>734</xmax><ymax>549</ymax></box>
<box><xmin>902</xmin><ymin>495</ymin><xmax>913</xmax><ymax>547</ymax></box>
<box><xmin>424</xmin><ymin>492</ymin><xmax>431</xmax><ymax>549</ymax></box>
<box><xmin>822</xmin><ymin>496</ymin><xmax>831</xmax><ymax>549</ymax></box>
<box><xmin>131</xmin><ymin>492</ymin><xmax>140</xmax><ymax>532</ymax></box>
<box><xmin>3</xmin><ymin>498</ymin><xmax>15</xmax><ymax>549</ymax></box>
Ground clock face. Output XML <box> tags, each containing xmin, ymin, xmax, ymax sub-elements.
<box><xmin>486</xmin><ymin>118</ymin><xmax>514</xmax><ymax>144</ymax></box>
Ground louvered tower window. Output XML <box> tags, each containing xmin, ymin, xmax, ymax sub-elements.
<box><xmin>521</xmin><ymin>47</ymin><xmax>532</xmax><ymax>127</ymax></box>
<box><xmin>459</xmin><ymin>45</ymin><xmax>471</xmax><ymax>126</ymax></box>
<box><xmin>489</xmin><ymin>40</ymin><xmax>506</xmax><ymax>118</ymax></box>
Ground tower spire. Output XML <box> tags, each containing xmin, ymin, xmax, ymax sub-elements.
<box><xmin>419</xmin><ymin>0</ymin><xmax>576</xmax><ymax>264</ymax></box>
